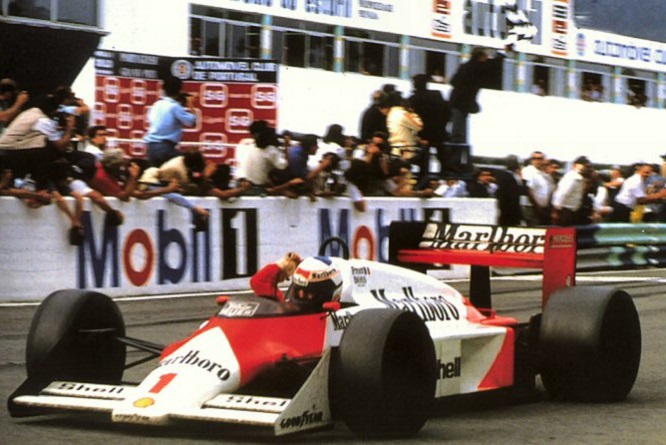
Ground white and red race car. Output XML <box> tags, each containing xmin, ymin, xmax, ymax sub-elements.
<box><xmin>8</xmin><ymin>221</ymin><xmax>642</xmax><ymax>437</ymax></box>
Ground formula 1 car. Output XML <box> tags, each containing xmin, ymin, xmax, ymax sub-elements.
<box><xmin>8</xmin><ymin>221</ymin><xmax>642</xmax><ymax>437</ymax></box>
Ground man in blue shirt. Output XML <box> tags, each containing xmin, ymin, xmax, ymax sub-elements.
<box><xmin>144</xmin><ymin>76</ymin><xmax>197</xmax><ymax>167</ymax></box>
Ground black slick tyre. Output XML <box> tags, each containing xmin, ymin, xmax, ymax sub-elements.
<box><xmin>26</xmin><ymin>289</ymin><xmax>126</xmax><ymax>383</ymax></box>
<box><xmin>539</xmin><ymin>286</ymin><xmax>641</xmax><ymax>402</ymax></box>
<box><xmin>333</xmin><ymin>309</ymin><xmax>436</xmax><ymax>437</ymax></box>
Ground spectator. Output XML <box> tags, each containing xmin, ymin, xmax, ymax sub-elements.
<box><xmin>546</xmin><ymin>158</ymin><xmax>562</xmax><ymax>183</ymax></box>
<box><xmin>521</xmin><ymin>151</ymin><xmax>554</xmax><ymax>226</ymax></box>
<box><xmin>284</xmin><ymin>133</ymin><xmax>320</xmax><ymax>199</ymax></box>
<box><xmin>41</xmin><ymin>154</ymin><xmax>126</xmax><ymax>243</ymax></box>
<box><xmin>603</xmin><ymin>165</ymin><xmax>625</xmax><ymax>203</ymax></box>
<box><xmin>432</xmin><ymin>177</ymin><xmax>468</xmax><ymax>198</ymax></box>
<box><xmin>409</xmin><ymin>74</ymin><xmax>451</xmax><ymax>184</ymax></box>
<box><xmin>588</xmin><ymin>170</ymin><xmax>613</xmax><ymax>223</ymax></box>
<box><xmin>0</xmin><ymin>94</ymin><xmax>75</xmax><ymax>188</ymax></box>
<box><xmin>386</xmin><ymin>91</ymin><xmax>423</xmax><ymax>162</ymax></box>
<box><xmin>551</xmin><ymin>156</ymin><xmax>592</xmax><ymax>226</ymax></box>
<box><xmin>138</xmin><ymin>152</ymin><xmax>211</xmax><ymax>231</ymax></box>
<box><xmin>89</xmin><ymin>148</ymin><xmax>141</xmax><ymax>202</ymax></box>
<box><xmin>83</xmin><ymin>125</ymin><xmax>108</xmax><ymax>161</ymax></box>
<box><xmin>234</xmin><ymin>120</ymin><xmax>289</xmax><ymax>196</ymax></box>
<box><xmin>494</xmin><ymin>155</ymin><xmax>524</xmax><ymax>226</ymax></box>
<box><xmin>532</xmin><ymin>79</ymin><xmax>547</xmax><ymax>96</ymax></box>
<box><xmin>204</xmin><ymin>163</ymin><xmax>251</xmax><ymax>201</ymax></box>
<box><xmin>311</xmin><ymin>126</ymin><xmax>347</xmax><ymax>197</ymax></box>
<box><xmin>311</xmin><ymin>124</ymin><xmax>346</xmax><ymax>171</ymax></box>
<box><xmin>53</xmin><ymin>85</ymin><xmax>90</xmax><ymax>141</ymax></box>
<box><xmin>359</xmin><ymin>90</ymin><xmax>389</xmax><ymax>143</ymax></box>
<box><xmin>448</xmin><ymin>45</ymin><xmax>512</xmax><ymax>143</ymax></box>
<box><xmin>0</xmin><ymin>79</ymin><xmax>29</xmax><ymax>136</ymax></box>
<box><xmin>581</xmin><ymin>79</ymin><xmax>594</xmax><ymax>101</ymax></box>
<box><xmin>610</xmin><ymin>163</ymin><xmax>666</xmax><ymax>223</ymax></box>
<box><xmin>345</xmin><ymin>131</ymin><xmax>434</xmax><ymax>211</ymax></box>
<box><xmin>0</xmin><ymin>168</ymin><xmax>51</xmax><ymax>207</ymax></box>
<box><xmin>467</xmin><ymin>168</ymin><xmax>497</xmax><ymax>198</ymax></box>
<box><xmin>144</xmin><ymin>76</ymin><xmax>196</xmax><ymax>167</ymax></box>
<box><xmin>345</xmin><ymin>132</ymin><xmax>392</xmax><ymax>211</ymax></box>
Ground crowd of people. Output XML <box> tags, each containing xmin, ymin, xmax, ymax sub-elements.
<box><xmin>1</xmin><ymin>70</ymin><xmax>665</xmax><ymax>247</ymax></box>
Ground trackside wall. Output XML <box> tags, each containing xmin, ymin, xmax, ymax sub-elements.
<box><xmin>0</xmin><ymin>196</ymin><xmax>496</xmax><ymax>302</ymax></box>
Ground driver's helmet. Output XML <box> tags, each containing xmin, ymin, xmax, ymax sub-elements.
<box><xmin>286</xmin><ymin>256</ymin><xmax>342</xmax><ymax>310</ymax></box>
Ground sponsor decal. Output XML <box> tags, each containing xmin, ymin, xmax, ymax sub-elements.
<box><xmin>280</xmin><ymin>408</ymin><xmax>325</xmax><ymax>429</ymax></box>
<box><xmin>549</xmin><ymin>233</ymin><xmax>574</xmax><ymax>248</ymax></box>
<box><xmin>419</xmin><ymin>223</ymin><xmax>546</xmax><ymax>254</ymax></box>
<box><xmin>217</xmin><ymin>394</ymin><xmax>288</xmax><ymax>409</ymax></box>
<box><xmin>370</xmin><ymin>287</ymin><xmax>461</xmax><ymax>322</ymax></box>
<box><xmin>171</xmin><ymin>60</ymin><xmax>194</xmax><ymax>80</ymax></box>
<box><xmin>218</xmin><ymin>300</ymin><xmax>261</xmax><ymax>317</ymax></box>
<box><xmin>113</xmin><ymin>413</ymin><xmax>152</xmax><ymax>423</ymax></box>
<box><xmin>431</xmin><ymin>0</ymin><xmax>452</xmax><ymax>39</ymax></box>
<box><xmin>45</xmin><ymin>382</ymin><xmax>126</xmax><ymax>399</ymax></box>
<box><xmin>351</xmin><ymin>265</ymin><xmax>371</xmax><ymax>286</ymax></box>
<box><xmin>329</xmin><ymin>311</ymin><xmax>354</xmax><ymax>331</ymax></box>
<box><xmin>437</xmin><ymin>357</ymin><xmax>462</xmax><ymax>380</ymax></box>
<box><xmin>133</xmin><ymin>397</ymin><xmax>156</xmax><ymax>408</ymax></box>
<box><xmin>77</xmin><ymin>208</ymin><xmax>259</xmax><ymax>289</ymax></box>
<box><xmin>463</xmin><ymin>0</ymin><xmax>543</xmax><ymax>44</ymax></box>
<box><xmin>160</xmin><ymin>349</ymin><xmax>232</xmax><ymax>381</ymax></box>
<box><xmin>551</xmin><ymin>0</ymin><xmax>570</xmax><ymax>56</ymax></box>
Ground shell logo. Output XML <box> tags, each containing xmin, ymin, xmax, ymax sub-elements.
<box><xmin>133</xmin><ymin>397</ymin><xmax>156</xmax><ymax>408</ymax></box>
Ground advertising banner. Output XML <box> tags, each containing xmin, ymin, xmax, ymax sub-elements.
<box><xmin>93</xmin><ymin>50</ymin><xmax>279</xmax><ymax>163</ymax></box>
<box><xmin>0</xmin><ymin>196</ymin><xmax>497</xmax><ymax>301</ymax></box>
<box><xmin>574</xmin><ymin>28</ymin><xmax>666</xmax><ymax>73</ymax></box>
<box><xmin>193</xmin><ymin>0</ymin><xmax>572</xmax><ymax>58</ymax></box>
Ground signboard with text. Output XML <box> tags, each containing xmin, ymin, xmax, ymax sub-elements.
<box><xmin>93</xmin><ymin>50</ymin><xmax>279</xmax><ymax>163</ymax></box>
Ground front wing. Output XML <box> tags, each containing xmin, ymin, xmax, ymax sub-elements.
<box><xmin>11</xmin><ymin>350</ymin><xmax>333</xmax><ymax>436</ymax></box>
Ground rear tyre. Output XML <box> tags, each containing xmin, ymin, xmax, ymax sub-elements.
<box><xmin>26</xmin><ymin>289</ymin><xmax>126</xmax><ymax>383</ymax></box>
<box><xmin>332</xmin><ymin>309</ymin><xmax>436</xmax><ymax>437</ymax></box>
<box><xmin>539</xmin><ymin>286</ymin><xmax>641</xmax><ymax>402</ymax></box>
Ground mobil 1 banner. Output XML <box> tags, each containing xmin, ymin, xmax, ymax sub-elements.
<box><xmin>93</xmin><ymin>50</ymin><xmax>278</xmax><ymax>163</ymax></box>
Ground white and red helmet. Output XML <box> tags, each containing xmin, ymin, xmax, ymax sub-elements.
<box><xmin>286</xmin><ymin>256</ymin><xmax>342</xmax><ymax>310</ymax></box>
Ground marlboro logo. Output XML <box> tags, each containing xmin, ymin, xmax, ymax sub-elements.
<box><xmin>419</xmin><ymin>223</ymin><xmax>547</xmax><ymax>254</ymax></box>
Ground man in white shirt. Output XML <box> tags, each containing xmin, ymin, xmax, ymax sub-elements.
<box><xmin>83</xmin><ymin>125</ymin><xmax>108</xmax><ymax>161</ymax></box>
<box><xmin>521</xmin><ymin>151</ymin><xmax>554</xmax><ymax>226</ymax></box>
<box><xmin>610</xmin><ymin>163</ymin><xmax>666</xmax><ymax>222</ymax></box>
<box><xmin>551</xmin><ymin>156</ymin><xmax>591</xmax><ymax>226</ymax></box>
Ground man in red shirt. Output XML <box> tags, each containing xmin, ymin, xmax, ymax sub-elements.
<box><xmin>250</xmin><ymin>252</ymin><xmax>302</xmax><ymax>302</ymax></box>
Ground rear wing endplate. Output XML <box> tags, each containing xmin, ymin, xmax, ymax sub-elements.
<box><xmin>389</xmin><ymin>222</ymin><xmax>577</xmax><ymax>308</ymax></box>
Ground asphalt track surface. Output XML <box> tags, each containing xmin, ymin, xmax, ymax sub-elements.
<box><xmin>3</xmin><ymin>269</ymin><xmax>666</xmax><ymax>445</ymax></box>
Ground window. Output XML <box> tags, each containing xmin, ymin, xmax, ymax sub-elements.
<box><xmin>309</xmin><ymin>34</ymin><xmax>333</xmax><ymax>70</ymax></box>
<box><xmin>284</xmin><ymin>31</ymin><xmax>306</xmax><ymax>67</ymax></box>
<box><xmin>203</xmin><ymin>21</ymin><xmax>221</xmax><ymax>56</ymax></box>
<box><xmin>426</xmin><ymin>51</ymin><xmax>447</xmax><ymax>83</ymax></box>
<box><xmin>58</xmin><ymin>0</ymin><xmax>96</xmax><ymax>26</ymax></box>
<box><xmin>344</xmin><ymin>28</ymin><xmax>399</xmax><ymax>76</ymax></box>
<box><xmin>8</xmin><ymin>0</ymin><xmax>50</xmax><ymax>20</ymax></box>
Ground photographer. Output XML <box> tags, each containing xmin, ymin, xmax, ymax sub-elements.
<box><xmin>0</xmin><ymin>78</ymin><xmax>29</xmax><ymax>136</ymax></box>
<box><xmin>0</xmin><ymin>94</ymin><xmax>75</xmax><ymax>188</ymax></box>
<box><xmin>144</xmin><ymin>76</ymin><xmax>197</xmax><ymax>167</ymax></box>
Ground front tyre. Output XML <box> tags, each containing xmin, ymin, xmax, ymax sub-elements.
<box><xmin>333</xmin><ymin>309</ymin><xmax>436</xmax><ymax>437</ymax></box>
<box><xmin>26</xmin><ymin>289</ymin><xmax>126</xmax><ymax>383</ymax></box>
<box><xmin>539</xmin><ymin>286</ymin><xmax>641</xmax><ymax>402</ymax></box>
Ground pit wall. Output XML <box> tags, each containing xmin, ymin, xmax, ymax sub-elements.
<box><xmin>0</xmin><ymin>196</ymin><xmax>496</xmax><ymax>302</ymax></box>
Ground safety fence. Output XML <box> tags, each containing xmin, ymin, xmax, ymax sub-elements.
<box><xmin>576</xmin><ymin>223</ymin><xmax>666</xmax><ymax>271</ymax></box>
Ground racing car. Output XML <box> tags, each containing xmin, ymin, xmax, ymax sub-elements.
<box><xmin>8</xmin><ymin>221</ymin><xmax>642</xmax><ymax>438</ymax></box>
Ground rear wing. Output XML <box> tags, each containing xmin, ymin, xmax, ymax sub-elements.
<box><xmin>389</xmin><ymin>222</ymin><xmax>577</xmax><ymax>308</ymax></box>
